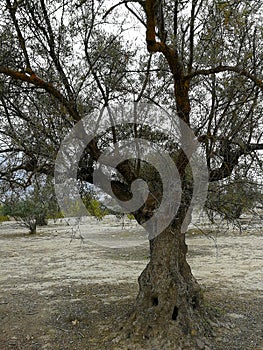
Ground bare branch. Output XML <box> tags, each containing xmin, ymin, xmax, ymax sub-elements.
<box><xmin>187</xmin><ymin>0</ymin><xmax>197</xmax><ymax>74</ymax></box>
<box><xmin>0</xmin><ymin>66</ymin><xmax>79</xmax><ymax>120</ymax></box>
<box><xmin>6</xmin><ymin>0</ymin><xmax>32</xmax><ymax>72</ymax></box>
<box><xmin>40</xmin><ymin>0</ymin><xmax>76</xmax><ymax>102</ymax></box>
<box><xmin>102</xmin><ymin>0</ymin><xmax>145</xmax><ymax>19</ymax></box>
<box><xmin>125</xmin><ymin>3</ymin><xmax>146</xmax><ymax>27</ymax></box>
<box><xmin>136</xmin><ymin>54</ymin><xmax>152</xmax><ymax>102</ymax></box>
<box><xmin>186</xmin><ymin>65</ymin><xmax>263</xmax><ymax>90</ymax></box>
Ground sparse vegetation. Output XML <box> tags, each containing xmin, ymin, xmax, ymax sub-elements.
<box><xmin>0</xmin><ymin>205</ymin><xmax>9</xmax><ymax>223</ymax></box>
<box><xmin>1</xmin><ymin>177</ymin><xmax>60</xmax><ymax>234</ymax></box>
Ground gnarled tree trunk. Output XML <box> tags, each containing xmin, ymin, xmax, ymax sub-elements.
<box><xmin>137</xmin><ymin>227</ymin><xmax>202</xmax><ymax>326</ymax></box>
<box><xmin>120</xmin><ymin>220</ymin><xmax>211</xmax><ymax>349</ymax></box>
<box><xmin>136</xmin><ymin>226</ymin><xmax>202</xmax><ymax>331</ymax></box>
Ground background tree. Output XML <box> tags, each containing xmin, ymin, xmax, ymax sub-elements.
<box><xmin>206</xmin><ymin>172</ymin><xmax>263</xmax><ymax>224</ymax></box>
<box><xmin>0</xmin><ymin>0</ymin><xmax>263</xmax><ymax>347</ymax></box>
<box><xmin>1</xmin><ymin>175</ymin><xmax>60</xmax><ymax>233</ymax></box>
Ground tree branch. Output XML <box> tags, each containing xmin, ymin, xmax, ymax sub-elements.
<box><xmin>6</xmin><ymin>0</ymin><xmax>32</xmax><ymax>72</ymax></box>
<box><xmin>125</xmin><ymin>3</ymin><xmax>146</xmax><ymax>28</ymax></box>
<box><xmin>187</xmin><ymin>0</ymin><xmax>197</xmax><ymax>74</ymax></box>
<box><xmin>248</xmin><ymin>143</ymin><xmax>263</xmax><ymax>151</ymax></box>
<box><xmin>185</xmin><ymin>65</ymin><xmax>263</xmax><ymax>90</ymax></box>
<box><xmin>209</xmin><ymin>141</ymin><xmax>263</xmax><ymax>182</ymax></box>
<box><xmin>135</xmin><ymin>54</ymin><xmax>152</xmax><ymax>102</ymax></box>
<box><xmin>40</xmin><ymin>0</ymin><xmax>76</xmax><ymax>102</ymax></box>
<box><xmin>0</xmin><ymin>66</ymin><xmax>80</xmax><ymax>120</ymax></box>
<box><xmin>102</xmin><ymin>0</ymin><xmax>145</xmax><ymax>19</ymax></box>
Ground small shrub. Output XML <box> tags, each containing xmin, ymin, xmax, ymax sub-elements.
<box><xmin>86</xmin><ymin>199</ymin><xmax>109</xmax><ymax>220</ymax></box>
<box><xmin>0</xmin><ymin>205</ymin><xmax>10</xmax><ymax>222</ymax></box>
<box><xmin>0</xmin><ymin>214</ymin><xmax>9</xmax><ymax>223</ymax></box>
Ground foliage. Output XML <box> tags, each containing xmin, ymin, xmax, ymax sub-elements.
<box><xmin>1</xmin><ymin>177</ymin><xmax>60</xmax><ymax>233</ymax></box>
<box><xmin>0</xmin><ymin>205</ymin><xmax>9</xmax><ymax>223</ymax></box>
<box><xmin>0</xmin><ymin>0</ymin><xmax>261</xmax><ymax>220</ymax></box>
<box><xmin>81</xmin><ymin>190</ymin><xmax>109</xmax><ymax>220</ymax></box>
<box><xmin>206</xmin><ymin>178</ymin><xmax>263</xmax><ymax>222</ymax></box>
<box><xmin>86</xmin><ymin>199</ymin><xmax>109</xmax><ymax>220</ymax></box>
<box><xmin>0</xmin><ymin>2</ymin><xmax>261</xmax><ymax>231</ymax></box>
<box><xmin>2</xmin><ymin>198</ymin><xmax>41</xmax><ymax>234</ymax></box>
<box><xmin>127</xmin><ymin>213</ymin><xmax>135</xmax><ymax>220</ymax></box>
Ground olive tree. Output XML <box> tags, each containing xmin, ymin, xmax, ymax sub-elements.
<box><xmin>1</xmin><ymin>176</ymin><xmax>59</xmax><ymax>233</ymax></box>
<box><xmin>0</xmin><ymin>0</ymin><xmax>263</xmax><ymax>347</ymax></box>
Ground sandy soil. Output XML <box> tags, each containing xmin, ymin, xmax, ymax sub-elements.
<box><xmin>0</xmin><ymin>216</ymin><xmax>262</xmax><ymax>349</ymax></box>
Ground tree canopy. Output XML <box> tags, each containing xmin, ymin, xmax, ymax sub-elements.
<box><xmin>0</xmin><ymin>1</ymin><xmax>262</xmax><ymax>194</ymax></box>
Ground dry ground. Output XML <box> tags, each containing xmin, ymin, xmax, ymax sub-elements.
<box><xmin>0</xmin><ymin>216</ymin><xmax>262</xmax><ymax>349</ymax></box>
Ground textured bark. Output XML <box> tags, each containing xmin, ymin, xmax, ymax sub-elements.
<box><xmin>136</xmin><ymin>225</ymin><xmax>202</xmax><ymax>331</ymax></box>
<box><xmin>28</xmin><ymin>221</ymin><xmax>37</xmax><ymax>234</ymax></box>
<box><xmin>118</xmin><ymin>219</ymin><xmax>211</xmax><ymax>349</ymax></box>
<box><xmin>36</xmin><ymin>214</ymin><xmax>48</xmax><ymax>226</ymax></box>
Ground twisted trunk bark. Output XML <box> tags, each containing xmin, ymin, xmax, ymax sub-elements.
<box><xmin>120</xmin><ymin>219</ymin><xmax>211</xmax><ymax>349</ymax></box>
<box><xmin>136</xmin><ymin>226</ymin><xmax>202</xmax><ymax>330</ymax></box>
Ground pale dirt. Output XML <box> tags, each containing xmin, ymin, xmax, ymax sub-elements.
<box><xmin>0</xmin><ymin>216</ymin><xmax>262</xmax><ymax>350</ymax></box>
